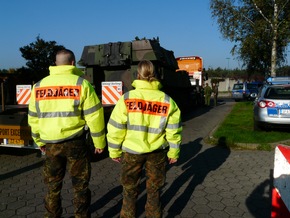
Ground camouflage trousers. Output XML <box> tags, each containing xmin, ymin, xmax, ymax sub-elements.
<box><xmin>213</xmin><ymin>94</ymin><xmax>218</xmax><ymax>106</ymax></box>
<box><xmin>120</xmin><ymin>150</ymin><xmax>167</xmax><ymax>218</ymax></box>
<box><xmin>43</xmin><ymin>138</ymin><xmax>91</xmax><ymax>218</ymax></box>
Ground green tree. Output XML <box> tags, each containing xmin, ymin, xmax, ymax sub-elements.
<box><xmin>210</xmin><ymin>0</ymin><xmax>290</xmax><ymax>77</ymax></box>
<box><xmin>0</xmin><ymin>69</ymin><xmax>9</xmax><ymax>74</ymax></box>
<box><xmin>19</xmin><ymin>36</ymin><xmax>65</xmax><ymax>81</ymax></box>
<box><xmin>276</xmin><ymin>66</ymin><xmax>290</xmax><ymax>76</ymax></box>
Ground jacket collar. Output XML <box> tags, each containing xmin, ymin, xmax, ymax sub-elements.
<box><xmin>132</xmin><ymin>80</ymin><xmax>162</xmax><ymax>90</ymax></box>
<box><xmin>49</xmin><ymin>65</ymin><xmax>84</xmax><ymax>77</ymax></box>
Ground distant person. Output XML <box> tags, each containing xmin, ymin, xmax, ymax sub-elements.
<box><xmin>107</xmin><ymin>60</ymin><xmax>182</xmax><ymax>218</ymax></box>
<box><xmin>212</xmin><ymin>83</ymin><xmax>219</xmax><ymax>106</ymax></box>
<box><xmin>28</xmin><ymin>49</ymin><xmax>106</xmax><ymax>218</ymax></box>
<box><xmin>204</xmin><ymin>82</ymin><xmax>212</xmax><ymax>106</ymax></box>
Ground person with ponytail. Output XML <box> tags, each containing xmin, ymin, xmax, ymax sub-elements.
<box><xmin>107</xmin><ymin>60</ymin><xmax>182</xmax><ymax>218</ymax></box>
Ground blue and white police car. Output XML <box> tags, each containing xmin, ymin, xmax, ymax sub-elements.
<box><xmin>232</xmin><ymin>82</ymin><xmax>262</xmax><ymax>102</ymax></box>
<box><xmin>253</xmin><ymin>77</ymin><xmax>290</xmax><ymax>130</ymax></box>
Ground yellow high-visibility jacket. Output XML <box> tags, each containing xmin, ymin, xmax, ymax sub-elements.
<box><xmin>107</xmin><ymin>80</ymin><xmax>182</xmax><ymax>159</ymax></box>
<box><xmin>28</xmin><ymin>65</ymin><xmax>106</xmax><ymax>149</ymax></box>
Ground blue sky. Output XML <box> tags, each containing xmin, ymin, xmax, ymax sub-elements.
<box><xmin>0</xmin><ymin>0</ymin><xmax>276</xmax><ymax>70</ymax></box>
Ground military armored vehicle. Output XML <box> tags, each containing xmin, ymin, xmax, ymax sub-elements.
<box><xmin>78</xmin><ymin>38</ymin><xmax>194</xmax><ymax>114</ymax></box>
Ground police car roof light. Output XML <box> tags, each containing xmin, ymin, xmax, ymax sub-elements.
<box><xmin>266</xmin><ymin>77</ymin><xmax>290</xmax><ymax>85</ymax></box>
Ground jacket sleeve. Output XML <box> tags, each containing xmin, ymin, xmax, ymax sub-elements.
<box><xmin>166</xmin><ymin>98</ymin><xmax>182</xmax><ymax>159</ymax></box>
<box><xmin>83</xmin><ymin>82</ymin><xmax>106</xmax><ymax>149</ymax></box>
<box><xmin>28</xmin><ymin>85</ymin><xmax>45</xmax><ymax>147</ymax></box>
<box><xmin>106</xmin><ymin>95</ymin><xmax>127</xmax><ymax>158</ymax></box>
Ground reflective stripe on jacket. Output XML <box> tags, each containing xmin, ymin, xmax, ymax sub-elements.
<box><xmin>107</xmin><ymin>80</ymin><xmax>182</xmax><ymax>159</ymax></box>
<box><xmin>28</xmin><ymin>65</ymin><xmax>106</xmax><ymax>149</ymax></box>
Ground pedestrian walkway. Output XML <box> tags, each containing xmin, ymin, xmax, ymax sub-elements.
<box><xmin>0</xmin><ymin>98</ymin><xmax>274</xmax><ymax>218</ymax></box>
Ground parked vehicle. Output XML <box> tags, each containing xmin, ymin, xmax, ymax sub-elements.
<box><xmin>232</xmin><ymin>82</ymin><xmax>262</xmax><ymax>102</ymax></box>
<box><xmin>175</xmin><ymin>56</ymin><xmax>206</xmax><ymax>106</ymax></box>
<box><xmin>176</xmin><ymin>56</ymin><xmax>204</xmax><ymax>86</ymax></box>
<box><xmin>253</xmin><ymin>77</ymin><xmax>290</xmax><ymax>131</ymax></box>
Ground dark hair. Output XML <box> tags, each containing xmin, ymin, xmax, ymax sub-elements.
<box><xmin>56</xmin><ymin>49</ymin><xmax>75</xmax><ymax>65</ymax></box>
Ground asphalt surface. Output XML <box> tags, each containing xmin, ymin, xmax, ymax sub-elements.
<box><xmin>0</xmin><ymin>97</ymin><xmax>275</xmax><ymax>218</ymax></box>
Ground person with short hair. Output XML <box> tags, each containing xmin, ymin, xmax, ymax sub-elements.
<box><xmin>204</xmin><ymin>82</ymin><xmax>212</xmax><ymax>106</ymax></box>
<box><xmin>28</xmin><ymin>49</ymin><xmax>106</xmax><ymax>218</ymax></box>
<box><xmin>107</xmin><ymin>60</ymin><xmax>182</xmax><ymax>218</ymax></box>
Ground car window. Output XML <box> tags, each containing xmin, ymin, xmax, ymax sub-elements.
<box><xmin>233</xmin><ymin>84</ymin><xmax>243</xmax><ymax>90</ymax></box>
<box><xmin>265</xmin><ymin>87</ymin><xmax>290</xmax><ymax>99</ymax></box>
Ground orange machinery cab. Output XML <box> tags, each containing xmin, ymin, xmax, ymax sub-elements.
<box><xmin>176</xmin><ymin>56</ymin><xmax>203</xmax><ymax>86</ymax></box>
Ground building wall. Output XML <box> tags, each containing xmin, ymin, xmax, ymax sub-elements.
<box><xmin>207</xmin><ymin>78</ymin><xmax>240</xmax><ymax>92</ymax></box>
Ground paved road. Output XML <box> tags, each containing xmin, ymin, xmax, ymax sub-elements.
<box><xmin>0</xmin><ymin>98</ymin><xmax>274</xmax><ymax>218</ymax></box>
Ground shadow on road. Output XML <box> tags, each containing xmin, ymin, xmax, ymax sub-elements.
<box><xmin>0</xmin><ymin>160</ymin><xmax>43</xmax><ymax>181</ymax></box>
<box><xmin>246</xmin><ymin>169</ymin><xmax>273</xmax><ymax>218</ymax></box>
<box><xmin>162</xmin><ymin>137</ymin><xmax>231</xmax><ymax>217</ymax></box>
<box><xmin>92</xmin><ymin>137</ymin><xmax>231</xmax><ymax>217</ymax></box>
<box><xmin>0</xmin><ymin>147</ymin><xmax>44</xmax><ymax>181</ymax></box>
<box><xmin>182</xmin><ymin>98</ymin><xmax>227</xmax><ymax>122</ymax></box>
<box><xmin>90</xmin><ymin>185</ymin><xmax>123</xmax><ymax>217</ymax></box>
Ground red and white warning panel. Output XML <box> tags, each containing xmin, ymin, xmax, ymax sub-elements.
<box><xmin>101</xmin><ymin>81</ymin><xmax>123</xmax><ymax>105</ymax></box>
<box><xmin>272</xmin><ymin>144</ymin><xmax>290</xmax><ymax>217</ymax></box>
<box><xmin>16</xmin><ymin>85</ymin><xmax>31</xmax><ymax>105</ymax></box>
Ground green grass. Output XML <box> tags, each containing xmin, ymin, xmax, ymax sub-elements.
<box><xmin>211</xmin><ymin>101</ymin><xmax>290</xmax><ymax>149</ymax></box>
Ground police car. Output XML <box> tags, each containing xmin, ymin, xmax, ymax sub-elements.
<box><xmin>253</xmin><ymin>77</ymin><xmax>290</xmax><ymax>131</ymax></box>
<box><xmin>232</xmin><ymin>82</ymin><xmax>262</xmax><ymax>102</ymax></box>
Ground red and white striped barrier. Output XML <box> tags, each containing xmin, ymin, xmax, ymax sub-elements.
<box><xmin>16</xmin><ymin>85</ymin><xmax>31</xmax><ymax>105</ymax></box>
<box><xmin>272</xmin><ymin>144</ymin><xmax>290</xmax><ymax>217</ymax></box>
<box><xmin>101</xmin><ymin>81</ymin><xmax>123</xmax><ymax>105</ymax></box>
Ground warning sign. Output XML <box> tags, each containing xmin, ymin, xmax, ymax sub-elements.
<box><xmin>0</xmin><ymin>125</ymin><xmax>32</xmax><ymax>140</ymax></box>
<box><xmin>16</xmin><ymin>85</ymin><xmax>31</xmax><ymax>105</ymax></box>
<box><xmin>102</xmin><ymin>82</ymin><xmax>123</xmax><ymax>105</ymax></box>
